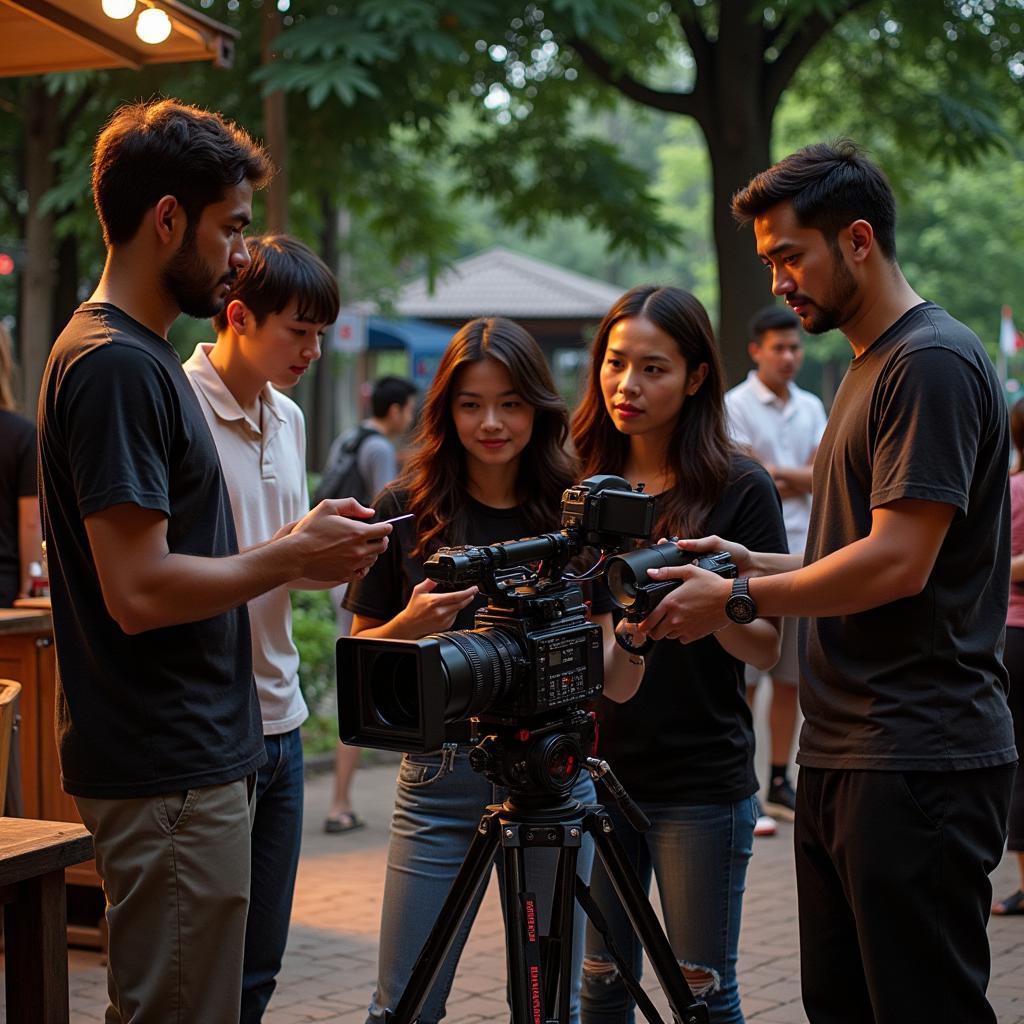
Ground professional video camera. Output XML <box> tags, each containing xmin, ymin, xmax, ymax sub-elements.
<box><xmin>337</xmin><ymin>474</ymin><xmax>656</xmax><ymax>755</ymax></box>
<box><xmin>337</xmin><ymin>476</ymin><xmax>738</xmax><ymax>1023</ymax></box>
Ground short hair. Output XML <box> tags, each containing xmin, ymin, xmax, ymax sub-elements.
<box><xmin>749</xmin><ymin>305</ymin><xmax>801</xmax><ymax>343</ymax></box>
<box><xmin>213</xmin><ymin>235</ymin><xmax>339</xmax><ymax>332</ymax></box>
<box><xmin>92</xmin><ymin>98</ymin><xmax>273</xmax><ymax>246</ymax></box>
<box><xmin>371</xmin><ymin>376</ymin><xmax>418</xmax><ymax>418</ymax></box>
<box><xmin>731</xmin><ymin>139</ymin><xmax>898</xmax><ymax>260</ymax></box>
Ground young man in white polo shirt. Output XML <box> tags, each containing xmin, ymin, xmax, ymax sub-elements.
<box><xmin>184</xmin><ymin>235</ymin><xmax>339</xmax><ymax>1023</ymax></box>
<box><xmin>725</xmin><ymin>305</ymin><xmax>827</xmax><ymax>831</ymax></box>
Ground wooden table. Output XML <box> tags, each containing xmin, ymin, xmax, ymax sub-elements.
<box><xmin>0</xmin><ymin>816</ymin><xmax>94</xmax><ymax>1023</ymax></box>
<box><xmin>0</xmin><ymin>607</ymin><xmax>105</xmax><ymax>946</ymax></box>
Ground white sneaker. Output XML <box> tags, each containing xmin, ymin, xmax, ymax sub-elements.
<box><xmin>753</xmin><ymin>797</ymin><xmax>777</xmax><ymax>837</ymax></box>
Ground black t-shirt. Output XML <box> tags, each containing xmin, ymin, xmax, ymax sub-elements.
<box><xmin>0</xmin><ymin>409</ymin><xmax>36</xmax><ymax>606</ymax></box>
<box><xmin>799</xmin><ymin>302</ymin><xmax>1016</xmax><ymax>771</ymax></box>
<box><xmin>38</xmin><ymin>303</ymin><xmax>264</xmax><ymax>798</ymax></box>
<box><xmin>591</xmin><ymin>455</ymin><xmax>787</xmax><ymax>804</ymax></box>
<box><xmin>344</xmin><ymin>487</ymin><xmax>535</xmax><ymax>630</ymax></box>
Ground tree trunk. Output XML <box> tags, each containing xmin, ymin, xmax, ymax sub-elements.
<box><xmin>696</xmin><ymin>0</ymin><xmax>778</xmax><ymax>387</ymax></box>
<box><xmin>308</xmin><ymin>191</ymin><xmax>341</xmax><ymax>469</ymax></box>
<box><xmin>706</xmin><ymin>131</ymin><xmax>773</xmax><ymax>387</ymax></box>
<box><xmin>261</xmin><ymin>10</ymin><xmax>289</xmax><ymax>234</ymax></box>
<box><xmin>20</xmin><ymin>84</ymin><xmax>59</xmax><ymax>412</ymax></box>
<box><xmin>51</xmin><ymin>232</ymin><xmax>79</xmax><ymax>340</ymax></box>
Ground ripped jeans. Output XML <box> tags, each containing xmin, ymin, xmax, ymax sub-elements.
<box><xmin>581</xmin><ymin>795</ymin><xmax>756</xmax><ymax>1024</ymax></box>
<box><xmin>368</xmin><ymin>746</ymin><xmax>596</xmax><ymax>1023</ymax></box>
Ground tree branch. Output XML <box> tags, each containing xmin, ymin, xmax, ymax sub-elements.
<box><xmin>764</xmin><ymin>0</ymin><xmax>878</xmax><ymax>114</ymax></box>
<box><xmin>567</xmin><ymin>35</ymin><xmax>700</xmax><ymax>118</ymax></box>
<box><xmin>669</xmin><ymin>1</ymin><xmax>713</xmax><ymax>73</ymax></box>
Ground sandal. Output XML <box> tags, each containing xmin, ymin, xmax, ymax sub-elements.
<box><xmin>991</xmin><ymin>889</ymin><xmax>1024</xmax><ymax>915</ymax></box>
<box><xmin>324</xmin><ymin>811</ymin><xmax>365</xmax><ymax>834</ymax></box>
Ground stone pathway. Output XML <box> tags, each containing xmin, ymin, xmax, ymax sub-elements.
<box><xmin>5</xmin><ymin>761</ymin><xmax>1021</xmax><ymax>1022</ymax></box>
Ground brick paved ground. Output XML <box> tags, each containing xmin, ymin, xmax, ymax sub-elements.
<box><xmin>5</xmin><ymin>759</ymin><xmax>1022</xmax><ymax>1023</ymax></box>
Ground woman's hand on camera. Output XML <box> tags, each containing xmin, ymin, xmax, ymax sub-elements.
<box><xmin>396</xmin><ymin>578</ymin><xmax>478</xmax><ymax>637</ymax></box>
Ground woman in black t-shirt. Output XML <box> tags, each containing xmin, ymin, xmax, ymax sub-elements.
<box><xmin>344</xmin><ymin>317</ymin><xmax>619</xmax><ymax>1024</ymax></box>
<box><xmin>571</xmin><ymin>286</ymin><xmax>786</xmax><ymax>1024</ymax></box>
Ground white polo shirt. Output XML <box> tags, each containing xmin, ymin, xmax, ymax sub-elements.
<box><xmin>725</xmin><ymin>370</ymin><xmax>827</xmax><ymax>555</ymax></box>
<box><xmin>184</xmin><ymin>343</ymin><xmax>309</xmax><ymax>734</ymax></box>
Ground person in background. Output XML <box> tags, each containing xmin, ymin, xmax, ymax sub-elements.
<box><xmin>37</xmin><ymin>99</ymin><xmax>390</xmax><ymax>1023</ymax></box>
<box><xmin>994</xmin><ymin>396</ymin><xmax>1024</xmax><ymax>916</ymax></box>
<box><xmin>183</xmin><ymin>234</ymin><xmax>340</xmax><ymax>1021</ymax></box>
<box><xmin>574</xmin><ymin>285</ymin><xmax>785</xmax><ymax>1024</ymax></box>
<box><xmin>725</xmin><ymin>305</ymin><xmax>827</xmax><ymax>835</ymax></box>
<box><xmin>0</xmin><ymin>323</ymin><xmax>42</xmax><ymax>606</ymax></box>
<box><xmin>344</xmin><ymin>317</ymin><xmax>613</xmax><ymax>1024</ymax></box>
<box><xmin>320</xmin><ymin>374</ymin><xmax>417</xmax><ymax>834</ymax></box>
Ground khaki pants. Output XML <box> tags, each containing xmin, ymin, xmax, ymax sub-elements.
<box><xmin>76</xmin><ymin>777</ymin><xmax>256</xmax><ymax>1024</ymax></box>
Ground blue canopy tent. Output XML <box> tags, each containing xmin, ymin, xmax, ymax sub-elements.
<box><xmin>367</xmin><ymin>316</ymin><xmax>453</xmax><ymax>390</ymax></box>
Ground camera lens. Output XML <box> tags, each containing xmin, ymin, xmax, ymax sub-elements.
<box><xmin>437</xmin><ymin>628</ymin><xmax>522</xmax><ymax>720</ymax></box>
<box><xmin>605</xmin><ymin>559</ymin><xmax>638</xmax><ymax>605</ymax></box>
<box><xmin>367</xmin><ymin>650</ymin><xmax>421</xmax><ymax>729</ymax></box>
<box><xmin>605</xmin><ymin>543</ymin><xmax>685</xmax><ymax>608</ymax></box>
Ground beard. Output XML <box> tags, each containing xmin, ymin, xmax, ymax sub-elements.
<box><xmin>795</xmin><ymin>249</ymin><xmax>858</xmax><ymax>335</ymax></box>
<box><xmin>161</xmin><ymin>230</ymin><xmax>236</xmax><ymax>319</ymax></box>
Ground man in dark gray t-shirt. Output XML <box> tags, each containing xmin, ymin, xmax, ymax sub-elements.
<box><xmin>635</xmin><ymin>141</ymin><xmax>1015</xmax><ymax>1024</ymax></box>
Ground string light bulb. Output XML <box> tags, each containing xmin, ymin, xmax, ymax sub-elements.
<box><xmin>136</xmin><ymin>7</ymin><xmax>172</xmax><ymax>44</ymax></box>
<box><xmin>101</xmin><ymin>0</ymin><xmax>136</xmax><ymax>18</ymax></box>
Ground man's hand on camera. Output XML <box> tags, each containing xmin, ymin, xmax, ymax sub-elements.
<box><xmin>669</xmin><ymin>535</ymin><xmax>752</xmax><ymax>574</ymax></box>
<box><xmin>291</xmin><ymin>498</ymin><xmax>392</xmax><ymax>582</ymax></box>
<box><xmin>397</xmin><ymin>578</ymin><xmax>479</xmax><ymax>636</ymax></box>
<box><xmin>638</xmin><ymin>561</ymin><xmax>733</xmax><ymax>642</ymax></box>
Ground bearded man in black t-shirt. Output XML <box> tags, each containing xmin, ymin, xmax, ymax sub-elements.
<box><xmin>38</xmin><ymin>100</ymin><xmax>393</xmax><ymax>1023</ymax></box>
<box><xmin>632</xmin><ymin>142</ymin><xmax>1015</xmax><ymax>1024</ymax></box>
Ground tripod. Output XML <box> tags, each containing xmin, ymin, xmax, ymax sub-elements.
<box><xmin>384</xmin><ymin>721</ymin><xmax>710</xmax><ymax>1024</ymax></box>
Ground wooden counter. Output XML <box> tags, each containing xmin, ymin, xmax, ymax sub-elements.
<box><xmin>0</xmin><ymin>607</ymin><xmax>104</xmax><ymax>946</ymax></box>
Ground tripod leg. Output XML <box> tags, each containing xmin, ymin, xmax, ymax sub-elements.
<box><xmin>587</xmin><ymin>813</ymin><xmax>710</xmax><ymax>1024</ymax></box>
<box><xmin>388</xmin><ymin>810</ymin><xmax>501</xmax><ymax>1024</ymax></box>
<box><xmin>501</xmin><ymin>840</ymin><xmax>546</xmax><ymax>1023</ymax></box>
<box><xmin>544</xmin><ymin>846</ymin><xmax>579</xmax><ymax>1024</ymax></box>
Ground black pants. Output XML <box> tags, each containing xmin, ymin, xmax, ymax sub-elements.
<box><xmin>795</xmin><ymin>765</ymin><xmax>1013</xmax><ymax>1024</ymax></box>
<box><xmin>1003</xmin><ymin>626</ymin><xmax>1024</xmax><ymax>849</ymax></box>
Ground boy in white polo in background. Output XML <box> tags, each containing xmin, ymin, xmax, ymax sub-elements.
<box><xmin>184</xmin><ymin>235</ymin><xmax>341</xmax><ymax>1023</ymax></box>
<box><xmin>725</xmin><ymin>305</ymin><xmax>827</xmax><ymax>833</ymax></box>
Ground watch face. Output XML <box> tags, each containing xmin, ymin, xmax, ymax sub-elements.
<box><xmin>726</xmin><ymin>595</ymin><xmax>756</xmax><ymax>624</ymax></box>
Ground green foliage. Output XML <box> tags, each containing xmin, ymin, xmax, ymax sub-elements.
<box><xmin>291</xmin><ymin>587</ymin><xmax>339</xmax><ymax>720</ymax></box>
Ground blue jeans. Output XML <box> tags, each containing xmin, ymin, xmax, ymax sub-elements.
<box><xmin>368</xmin><ymin>747</ymin><xmax>597</xmax><ymax>1023</ymax></box>
<box><xmin>241</xmin><ymin>728</ymin><xmax>305</xmax><ymax>1023</ymax></box>
<box><xmin>581</xmin><ymin>796</ymin><xmax>756</xmax><ymax>1024</ymax></box>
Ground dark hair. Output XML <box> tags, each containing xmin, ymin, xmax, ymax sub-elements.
<box><xmin>731</xmin><ymin>139</ymin><xmax>898</xmax><ymax>260</ymax></box>
<box><xmin>1010</xmin><ymin>398</ymin><xmax>1024</xmax><ymax>473</ymax></box>
<box><xmin>371</xmin><ymin>376</ymin><xmax>418</xmax><ymax>419</ymax></box>
<box><xmin>571</xmin><ymin>285</ymin><xmax>733</xmax><ymax>538</ymax></box>
<box><xmin>212</xmin><ymin>235</ymin><xmax>339</xmax><ymax>332</ymax></box>
<box><xmin>92</xmin><ymin>99</ymin><xmax>273</xmax><ymax>246</ymax></box>
<box><xmin>749</xmin><ymin>304</ymin><xmax>801</xmax><ymax>343</ymax></box>
<box><xmin>400</xmin><ymin>318</ymin><xmax>575</xmax><ymax>557</ymax></box>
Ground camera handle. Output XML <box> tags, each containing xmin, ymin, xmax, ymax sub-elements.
<box><xmin>584</xmin><ymin>756</ymin><xmax>651</xmax><ymax>833</ymax></box>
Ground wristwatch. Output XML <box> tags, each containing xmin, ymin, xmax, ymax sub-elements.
<box><xmin>725</xmin><ymin>577</ymin><xmax>757</xmax><ymax>624</ymax></box>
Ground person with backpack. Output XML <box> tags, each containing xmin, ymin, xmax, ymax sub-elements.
<box><xmin>321</xmin><ymin>375</ymin><xmax>417</xmax><ymax>833</ymax></box>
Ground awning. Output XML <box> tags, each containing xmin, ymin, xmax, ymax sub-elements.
<box><xmin>0</xmin><ymin>0</ymin><xmax>237</xmax><ymax>78</ymax></box>
<box><xmin>368</xmin><ymin>316</ymin><xmax>453</xmax><ymax>355</ymax></box>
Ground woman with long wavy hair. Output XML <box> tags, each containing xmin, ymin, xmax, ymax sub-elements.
<box><xmin>343</xmin><ymin>316</ymin><xmax>624</xmax><ymax>1024</ymax></box>
<box><xmin>573</xmin><ymin>285</ymin><xmax>787</xmax><ymax>1024</ymax></box>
